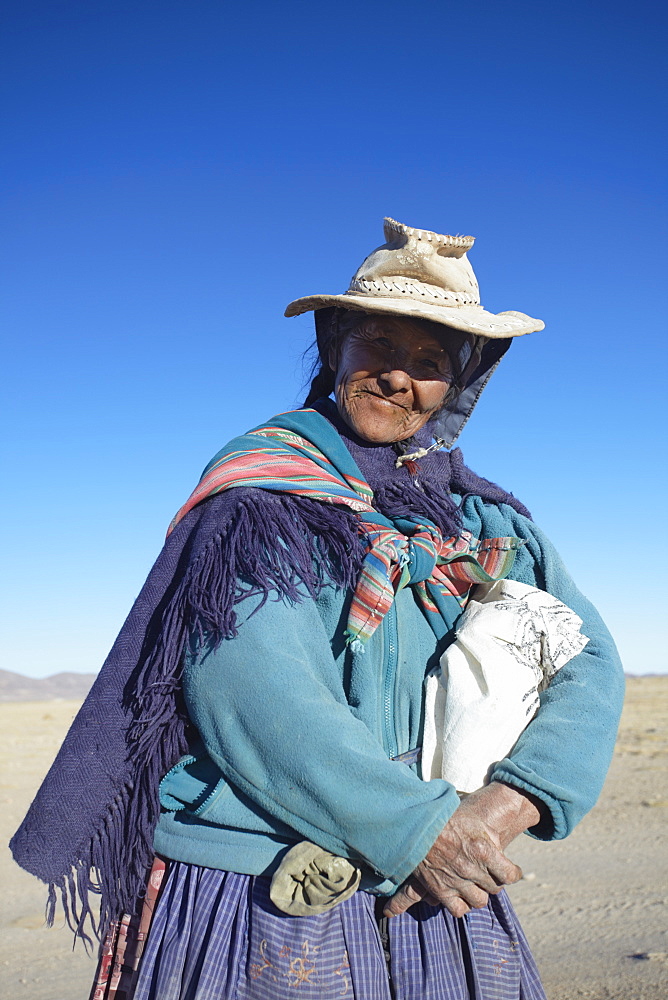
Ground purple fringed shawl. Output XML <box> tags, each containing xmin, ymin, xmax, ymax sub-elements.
<box><xmin>10</xmin><ymin>403</ymin><xmax>530</xmax><ymax>944</ymax></box>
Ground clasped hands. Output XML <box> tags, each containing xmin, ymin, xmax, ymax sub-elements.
<box><xmin>384</xmin><ymin>781</ymin><xmax>543</xmax><ymax>919</ymax></box>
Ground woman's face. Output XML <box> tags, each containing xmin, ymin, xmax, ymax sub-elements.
<box><xmin>331</xmin><ymin>316</ymin><xmax>454</xmax><ymax>444</ymax></box>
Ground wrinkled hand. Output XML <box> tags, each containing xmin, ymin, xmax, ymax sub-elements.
<box><xmin>384</xmin><ymin>782</ymin><xmax>543</xmax><ymax>919</ymax></box>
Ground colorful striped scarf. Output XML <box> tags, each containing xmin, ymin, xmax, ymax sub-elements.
<box><xmin>170</xmin><ymin>408</ymin><xmax>523</xmax><ymax>648</ymax></box>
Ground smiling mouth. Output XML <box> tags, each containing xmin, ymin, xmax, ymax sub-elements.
<box><xmin>361</xmin><ymin>389</ymin><xmax>408</xmax><ymax>410</ymax></box>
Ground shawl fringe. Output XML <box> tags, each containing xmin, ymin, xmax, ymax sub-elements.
<box><xmin>32</xmin><ymin>491</ymin><xmax>365</xmax><ymax>944</ymax></box>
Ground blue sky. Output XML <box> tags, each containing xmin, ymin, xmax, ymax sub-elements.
<box><xmin>2</xmin><ymin>0</ymin><xmax>667</xmax><ymax>677</ymax></box>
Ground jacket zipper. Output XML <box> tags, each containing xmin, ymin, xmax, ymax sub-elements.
<box><xmin>383</xmin><ymin>603</ymin><xmax>399</xmax><ymax>761</ymax></box>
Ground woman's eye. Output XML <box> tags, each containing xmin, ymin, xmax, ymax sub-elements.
<box><xmin>373</xmin><ymin>337</ymin><xmax>392</xmax><ymax>349</ymax></box>
<box><xmin>420</xmin><ymin>359</ymin><xmax>440</xmax><ymax>371</ymax></box>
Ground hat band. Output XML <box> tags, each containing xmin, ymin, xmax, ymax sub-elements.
<box><xmin>347</xmin><ymin>276</ymin><xmax>481</xmax><ymax>307</ymax></box>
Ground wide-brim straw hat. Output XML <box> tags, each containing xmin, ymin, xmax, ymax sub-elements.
<box><xmin>285</xmin><ymin>217</ymin><xmax>544</xmax><ymax>339</ymax></box>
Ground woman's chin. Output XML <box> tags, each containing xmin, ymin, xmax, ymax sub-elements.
<box><xmin>338</xmin><ymin>398</ymin><xmax>416</xmax><ymax>444</ymax></box>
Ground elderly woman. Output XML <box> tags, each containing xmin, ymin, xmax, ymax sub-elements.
<box><xmin>11</xmin><ymin>218</ymin><xmax>624</xmax><ymax>1000</ymax></box>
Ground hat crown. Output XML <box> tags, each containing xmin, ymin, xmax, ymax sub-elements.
<box><xmin>284</xmin><ymin>215</ymin><xmax>544</xmax><ymax>342</ymax></box>
<box><xmin>350</xmin><ymin>218</ymin><xmax>480</xmax><ymax>305</ymax></box>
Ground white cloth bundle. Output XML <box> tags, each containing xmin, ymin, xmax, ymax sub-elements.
<box><xmin>421</xmin><ymin>580</ymin><xmax>589</xmax><ymax>792</ymax></box>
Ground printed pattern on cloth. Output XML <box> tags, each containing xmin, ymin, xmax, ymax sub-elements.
<box><xmin>475</xmin><ymin>582</ymin><xmax>590</xmax><ymax>684</ymax></box>
<box><xmin>421</xmin><ymin>579</ymin><xmax>591</xmax><ymax>792</ymax></box>
<box><xmin>128</xmin><ymin>862</ymin><xmax>546</xmax><ymax>1000</ymax></box>
<box><xmin>168</xmin><ymin>412</ymin><xmax>523</xmax><ymax>649</ymax></box>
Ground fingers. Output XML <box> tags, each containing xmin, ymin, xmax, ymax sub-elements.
<box><xmin>382</xmin><ymin>836</ymin><xmax>522</xmax><ymax>921</ymax></box>
<box><xmin>417</xmin><ymin>873</ymin><xmax>491</xmax><ymax>915</ymax></box>
<box><xmin>485</xmin><ymin>853</ymin><xmax>523</xmax><ymax>887</ymax></box>
<box><xmin>421</xmin><ymin>841</ymin><xmax>516</xmax><ymax>896</ymax></box>
<box><xmin>383</xmin><ymin>879</ymin><xmax>426</xmax><ymax>918</ymax></box>
<box><xmin>383</xmin><ymin>875</ymin><xmax>492</xmax><ymax>919</ymax></box>
<box><xmin>434</xmin><ymin>820</ymin><xmax>524</xmax><ymax>885</ymax></box>
<box><xmin>440</xmin><ymin>863</ymin><xmax>501</xmax><ymax>896</ymax></box>
<box><xmin>436</xmin><ymin>856</ymin><xmax>521</xmax><ymax>915</ymax></box>
<box><xmin>384</xmin><ymin>882</ymin><xmax>489</xmax><ymax>919</ymax></box>
<box><xmin>451</xmin><ymin>881</ymin><xmax>490</xmax><ymax>910</ymax></box>
<box><xmin>439</xmin><ymin>892</ymin><xmax>472</xmax><ymax>918</ymax></box>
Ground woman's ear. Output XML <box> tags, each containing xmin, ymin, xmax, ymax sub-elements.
<box><xmin>328</xmin><ymin>342</ymin><xmax>338</xmax><ymax>373</ymax></box>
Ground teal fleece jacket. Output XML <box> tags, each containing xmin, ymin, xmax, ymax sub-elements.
<box><xmin>154</xmin><ymin>494</ymin><xmax>624</xmax><ymax>893</ymax></box>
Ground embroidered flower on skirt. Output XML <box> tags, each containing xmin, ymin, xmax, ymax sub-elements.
<box><xmin>114</xmin><ymin>861</ymin><xmax>546</xmax><ymax>1000</ymax></box>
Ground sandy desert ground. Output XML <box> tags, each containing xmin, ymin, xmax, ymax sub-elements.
<box><xmin>1</xmin><ymin>677</ymin><xmax>666</xmax><ymax>1000</ymax></box>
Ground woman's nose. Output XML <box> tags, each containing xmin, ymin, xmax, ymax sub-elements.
<box><xmin>378</xmin><ymin>367</ymin><xmax>412</xmax><ymax>392</ymax></box>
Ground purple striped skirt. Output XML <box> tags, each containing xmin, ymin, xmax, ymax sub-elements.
<box><xmin>116</xmin><ymin>861</ymin><xmax>545</xmax><ymax>1000</ymax></box>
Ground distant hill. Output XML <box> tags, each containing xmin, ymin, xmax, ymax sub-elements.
<box><xmin>0</xmin><ymin>669</ymin><xmax>97</xmax><ymax>702</ymax></box>
<box><xmin>0</xmin><ymin>668</ymin><xmax>660</xmax><ymax>703</ymax></box>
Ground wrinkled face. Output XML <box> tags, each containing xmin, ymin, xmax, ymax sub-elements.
<box><xmin>331</xmin><ymin>316</ymin><xmax>454</xmax><ymax>444</ymax></box>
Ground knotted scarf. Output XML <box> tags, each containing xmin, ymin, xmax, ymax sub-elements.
<box><xmin>171</xmin><ymin>409</ymin><xmax>524</xmax><ymax>648</ymax></box>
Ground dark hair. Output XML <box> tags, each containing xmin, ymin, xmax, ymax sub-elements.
<box><xmin>302</xmin><ymin>307</ymin><xmax>474</xmax><ymax>409</ymax></box>
<box><xmin>303</xmin><ymin>309</ymin><xmax>362</xmax><ymax>406</ymax></box>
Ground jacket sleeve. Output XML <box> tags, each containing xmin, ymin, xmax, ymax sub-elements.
<box><xmin>462</xmin><ymin>496</ymin><xmax>625</xmax><ymax>840</ymax></box>
<box><xmin>182</xmin><ymin>590</ymin><xmax>460</xmax><ymax>887</ymax></box>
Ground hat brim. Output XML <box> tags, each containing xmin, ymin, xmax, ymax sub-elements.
<box><xmin>285</xmin><ymin>293</ymin><xmax>544</xmax><ymax>339</ymax></box>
